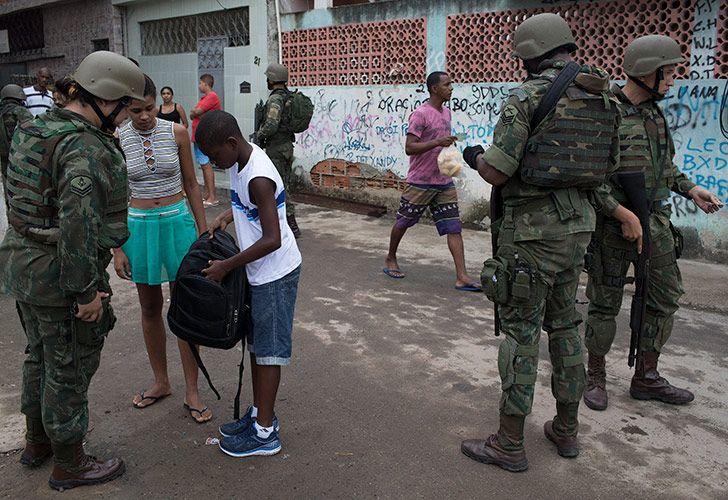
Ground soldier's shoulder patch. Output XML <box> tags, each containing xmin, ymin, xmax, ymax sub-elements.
<box><xmin>508</xmin><ymin>88</ymin><xmax>529</xmax><ymax>102</ymax></box>
<box><xmin>500</xmin><ymin>104</ymin><xmax>519</xmax><ymax>125</ymax></box>
<box><xmin>69</xmin><ymin>175</ymin><xmax>93</xmax><ymax>197</ymax></box>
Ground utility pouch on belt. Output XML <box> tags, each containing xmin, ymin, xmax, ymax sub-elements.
<box><xmin>481</xmin><ymin>257</ymin><xmax>510</xmax><ymax>305</ymax></box>
<box><xmin>670</xmin><ymin>222</ymin><xmax>684</xmax><ymax>260</ymax></box>
<box><xmin>551</xmin><ymin>188</ymin><xmax>580</xmax><ymax>221</ymax></box>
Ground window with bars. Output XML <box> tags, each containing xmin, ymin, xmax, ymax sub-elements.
<box><xmin>0</xmin><ymin>9</ymin><xmax>44</xmax><ymax>54</ymax></box>
<box><xmin>140</xmin><ymin>7</ymin><xmax>250</xmax><ymax>56</ymax></box>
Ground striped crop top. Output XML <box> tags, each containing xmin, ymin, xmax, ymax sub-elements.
<box><xmin>119</xmin><ymin>118</ymin><xmax>183</xmax><ymax>199</ymax></box>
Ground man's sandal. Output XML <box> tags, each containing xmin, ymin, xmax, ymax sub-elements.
<box><xmin>132</xmin><ymin>391</ymin><xmax>171</xmax><ymax>409</ymax></box>
<box><xmin>184</xmin><ymin>403</ymin><xmax>212</xmax><ymax>424</ymax></box>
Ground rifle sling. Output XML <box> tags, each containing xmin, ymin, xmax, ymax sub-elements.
<box><xmin>530</xmin><ymin>61</ymin><xmax>582</xmax><ymax>130</ymax></box>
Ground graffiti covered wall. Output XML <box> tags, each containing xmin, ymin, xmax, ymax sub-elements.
<box><xmin>282</xmin><ymin>0</ymin><xmax>728</xmax><ymax>260</ymax></box>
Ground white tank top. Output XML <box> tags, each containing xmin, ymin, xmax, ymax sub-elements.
<box><xmin>119</xmin><ymin>118</ymin><xmax>183</xmax><ymax>199</ymax></box>
<box><xmin>229</xmin><ymin>144</ymin><xmax>301</xmax><ymax>286</ymax></box>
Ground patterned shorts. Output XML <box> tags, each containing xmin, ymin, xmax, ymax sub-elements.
<box><xmin>394</xmin><ymin>183</ymin><xmax>462</xmax><ymax>236</ymax></box>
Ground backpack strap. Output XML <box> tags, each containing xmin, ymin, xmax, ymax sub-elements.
<box><xmin>530</xmin><ymin>61</ymin><xmax>582</xmax><ymax>130</ymax></box>
<box><xmin>187</xmin><ymin>341</ymin><xmax>222</xmax><ymax>400</ymax></box>
<box><xmin>233</xmin><ymin>336</ymin><xmax>246</xmax><ymax>420</ymax></box>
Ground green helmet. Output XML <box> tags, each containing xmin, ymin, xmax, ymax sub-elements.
<box><xmin>1</xmin><ymin>84</ymin><xmax>26</xmax><ymax>101</ymax></box>
<box><xmin>512</xmin><ymin>13</ymin><xmax>577</xmax><ymax>60</ymax></box>
<box><xmin>624</xmin><ymin>35</ymin><xmax>684</xmax><ymax>77</ymax></box>
<box><xmin>265</xmin><ymin>63</ymin><xmax>289</xmax><ymax>83</ymax></box>
<box><xmin>72</xmin><ymin>50</ymin><xmax>145</xmax><ymax>101</ymax></box>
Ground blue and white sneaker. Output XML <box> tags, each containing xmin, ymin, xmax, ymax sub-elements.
<box><xmin>218</xmin><ymin>406</ymin><xmax>280</xmax><ymax>437</ymax></box>
<box><xmin>219</xmin><ymin>427</ymin><xmax>282</xmax><ymax>457</ymax></box>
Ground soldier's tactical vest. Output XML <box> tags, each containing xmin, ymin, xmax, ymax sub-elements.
<box><xmin>521</xmin><ymin>78</ymin><xmax>618</xmax><ymax>189</ymax></box>
<box><xmin>613</xmin><ymin>104</ymin><xmax>673</xmax><ymax>203</ymax></box>
<box><xmin>5</xmin><ymin>120</ymin><xmax>80</xmax><ymax>244</ymax></box>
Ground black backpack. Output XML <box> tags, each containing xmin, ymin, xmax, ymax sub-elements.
<box><xmin>168</xmin><ymin>230</ymin><xmax>250</xmax><ymax>418</ymax></box>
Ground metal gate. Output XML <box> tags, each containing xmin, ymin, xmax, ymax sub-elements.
<box><xmin>197</xmin><ymin>36</ymin><xmax>227</xmax><ymax>109</ymax></box>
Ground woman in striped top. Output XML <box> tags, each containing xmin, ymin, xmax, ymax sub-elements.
<box><xmin>113</xmin><ymin>75</ymin><xmax>212</xmax><ymax>423</ymax></box>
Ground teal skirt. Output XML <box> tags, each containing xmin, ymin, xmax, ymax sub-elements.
<box><xmin>122</xmin><ymin>200</ymin><xmax>197</xmax><ymax>285</ymax></box>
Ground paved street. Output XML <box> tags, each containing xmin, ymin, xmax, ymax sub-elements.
<box><xmin>1</xmin><ymin>201</ymin><xmax>727</xmax><ymax>499</ymax></box>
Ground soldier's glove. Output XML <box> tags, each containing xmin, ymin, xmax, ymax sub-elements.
<box><xmin>463</xmin><ymin>145</ymin><xmax>485</xmax><ymax>170</ymax></box>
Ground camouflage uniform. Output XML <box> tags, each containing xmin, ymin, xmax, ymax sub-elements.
<box><xmin>0</xmin><ymin>108</ymin><xmax>128</xmax><ymax>467</ymax></box>
<box><xmin>0</xmin><ymin>99</ymin><xmax>33</xmax><ymax>205</ymax></box>
<box><xmin>480</xmin><ymin>61</ymin><xmax>621</xmax><ymax>450</ymax></box>
<box><xmin>257</xmin><ymin>89</ymin><xmax>296</xmax><ymax>216</ymax></box>
<box><xmin>585</xmin><ymin>85</ymin><xmax>695</xmax><ymax>357</ymax></box>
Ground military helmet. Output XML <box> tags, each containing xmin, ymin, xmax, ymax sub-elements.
<box><xmin>624</xmin><ymin>35</ymin><xmax>684</xmax><ymax>77</ymax></box>
<box><xmin>512</xmin><ymin>13</ymin><xmax>577</xmax><ymax>60</ymax></box>
<box><xmin>265</xmin><ymin>63</ymin><xmax>289</xmax><ymax>83</ymax></box>
<box><xmin>72</xmin><ymin>51</ymin><xmax>145</xmax><ymax>101</ymax></box>
<box><xmin>1</xmin><ymin>84</ymin><xmax>26</xmax><ymax>101</ymax></box>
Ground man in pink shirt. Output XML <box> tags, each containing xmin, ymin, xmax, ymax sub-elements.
<box><xmin>190</xmin><ymin>74</ymin><xmax>221</xmax><ymax>207</ymax></box>
<box><xmin>383</xmin><ymin>71</ymin><xmax>480</xmax><ymax>292</ymax></box>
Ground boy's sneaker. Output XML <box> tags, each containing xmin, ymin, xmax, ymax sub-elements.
<box><xmin>219</xmin><ymin>427</ymin><xmax>282</xmax><ymax>457</ymax></box>
<box><xmin>218</xmin><ymin>406</ymin><xmax>280</xmax><ymax>438</ymax></box>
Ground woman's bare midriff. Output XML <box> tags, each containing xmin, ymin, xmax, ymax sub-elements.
<box><xmin>129</xmin><ymin>192</ymin><xmax>184</xmax><ymax>209</ymax></box>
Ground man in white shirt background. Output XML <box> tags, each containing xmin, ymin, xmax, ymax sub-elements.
<box><xmin>23</xmin><ymin>67</ymin><xmax>54</xmax><ymax>117</ymax></box>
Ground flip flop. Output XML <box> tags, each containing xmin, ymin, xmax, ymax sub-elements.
<box><xmin>383</xmin><ymin>267</ymin><xmax>405</xmax><ymax>279</ymax></box>
<box><xmin>184</xmin><ymin>403</ymin><xmax>212</xmax><ymax>424</ymax></box>
<box><xmin>132</xmin><ymin>391</ymin><xmax>171</xmax><ymax>409</ymax></box>
<box><xmin>203</xmin><ymin>200</ymin><xmax>220</xmax><ymax>208</ymax></box>
<box><xmin>455</xmin><ymin>284</ymin><xmax>482</xmax><ymax>292</ymax></box>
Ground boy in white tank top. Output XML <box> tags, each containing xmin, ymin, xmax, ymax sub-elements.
<box><xmin>195</xmin><ymin>110</ymin><xmax>301</xmax><ymax>458</ymax></box>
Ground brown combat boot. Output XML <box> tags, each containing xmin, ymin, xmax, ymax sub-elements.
<box><xmin>543</xmin><ymin>420</ymin><xmax>579</xmax><ymax>458</ymax></box>
<box><xmin>287</xmin><ymin>214</ymin><xmax>301</xmax><ymax>238</ymax></box>
<box><xmin>583</xmin><ymin>352</ymin><xmax>608</xmax><ymax>411</ymax></box>
<box><xmin>461</xmin><ymin>434</ymin><xmax>528</xmax><ymax>472</ymax></box>
<box><xmin>629</xmin><ymin>351</ymin><xmax>694</xmax><ymax>404</ymax></box>
<box><xmin>48</xmin><ymin>442</ymin><xmax>125</xmax><ymax>491</ymax></box>
<box><xmin>19</xmin><ymin>441</ymin><xmax>53</xmax><ymax>467</ymax></box>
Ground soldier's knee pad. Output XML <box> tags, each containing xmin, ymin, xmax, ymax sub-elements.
<box><xmin>499</xmin><ymin>336</ymin><xmax>539</xmax><ymax>416</ymax></box>
<box><xmin>584</xmin><ymin>316</ymin><xmax>616</xmax><ymax>356</ymax></box>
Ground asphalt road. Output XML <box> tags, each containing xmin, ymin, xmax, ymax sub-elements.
<box><xmin>1</xmin><ymin>201</ymin><xmax>727</xmax><ymax>499</ymax></box>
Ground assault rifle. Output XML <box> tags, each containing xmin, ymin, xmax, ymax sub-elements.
<box><xmin>490</xmin><ymin>185</ymin><xmax>503</xmax><ymax>337</ymax></box>
<box><xmin>251</xmin><ymin>100</ymin><xmax>265</xmax><ymax>146</ymax></box>
<box><xmin>617</xmin><ymin>172</ymin><xmax>651</xmax><ymax>368</ymax></box>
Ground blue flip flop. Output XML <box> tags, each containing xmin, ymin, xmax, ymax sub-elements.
<box><xmin>383</xmin><ymin>267</ymin><xmax>405</xmax><ymax>279</ymax></box>
<box><xmin>455</xmin><ymin>284</ymin><xmax>482</xmax><ymax>292</ymax></box>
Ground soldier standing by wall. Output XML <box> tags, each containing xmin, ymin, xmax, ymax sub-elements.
<box><xmin>459</xmin><ymin>13</ymin><xmax>642</xmax><ymax>471</ymax></box>
<box><xmin>0</xmin><ymin>84</ymin><xmax>33</xmax><ymax>208</ymax></box>
<box><xmin>583</xmin><ymin>35</ymin><xmax>723</xmax><ymax>411</ymax></box>
<box><xmin>0</xmin><ymin>51</ymin><xmax>145</xmax><ymax>491</ymax></box>
<box><xmin>255</xmin><ymin>63</ymin><xmax>301</xmax><ymax>238</ymax></box>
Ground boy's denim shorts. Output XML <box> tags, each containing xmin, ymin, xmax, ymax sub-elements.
<box><xmin>247</xmin><ymin>266</ymin><xmax>301</xmax><ymax>365</ymax></box>
<box><xmin>193</xmin><ymin>143</ymin><xmax>210</xmax><ymax>166</ymax></box>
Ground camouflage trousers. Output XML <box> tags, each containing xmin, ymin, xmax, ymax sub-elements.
<box><xmin>485</xmin><ymin>231</ymin><xmax>590</xmax><ymax>449</ymax></box>
<box><xmin>265</xmin><ymin>140</ymin><xmax>295</xmax><ymax>216</ymax></box>
<box><xmin>17</xmin><ymin>300</ymin><xmax>114</xmax><ymax>449</ymax></box>
<box><xmin>585</xmin><ymin>209</ymin><xmax>683</xmax><ymax>356</ymax></box>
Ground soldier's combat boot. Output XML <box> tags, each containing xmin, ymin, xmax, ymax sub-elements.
<box><xmin>461</xmin><ymin>414</ymin><xmax>528</xmax><ymax>472</ymax></box>
<box><xmin>19</xmin><ymin>442</ymin><xmax>53</xmax><ymax>467</ymax></box>
<box><xmin>583</xmin><ymin>352</ymin><xmax>608</xmax><ymax>411</ymax></box>
<box><xmin>629</xmin><ymin>351</ymin><xmax>694</xmax><ymax>404</ymax></box>
<box><xmin>287</xmin><ymin>214</ymin><xmax>301</xmax><ymax>238</ymax></box>
<box><xmin>48</xmin><ymin>442</ymin><xmax>125</xmax><ymax>491</ymax></box>
<box><xmin>20</xmin><ymin>417</ymin><xmax>53</xmax><ymax>467</ymax></box>
<box><xmin>544</xmin><ymin>420</ymin><xmax>579</xmax><ymax>458</ymax></box>
<box><xmin>461</xmin><ymin>435</ymin><xmax>528</xmax><ymax>472</ymax></box>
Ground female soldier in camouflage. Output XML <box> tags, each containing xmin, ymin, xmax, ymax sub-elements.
<box><xmin>0</xmin><ymin>51</ymin><xmax>145</xmax><ymax>490</ymax></box>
